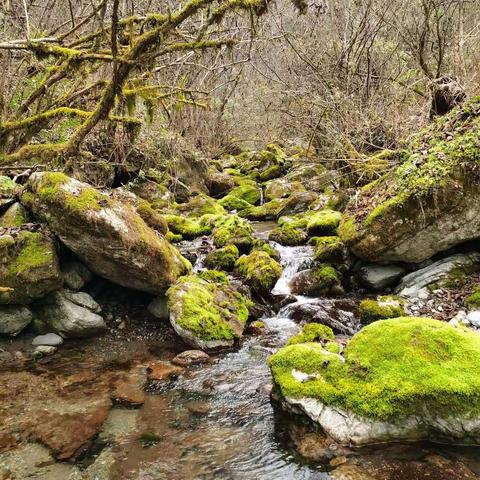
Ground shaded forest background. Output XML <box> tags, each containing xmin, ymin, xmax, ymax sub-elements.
<box><xmin>1</xmin><ymin>0</ymin><xmax>479</xmax><ymax>184</ymax></box>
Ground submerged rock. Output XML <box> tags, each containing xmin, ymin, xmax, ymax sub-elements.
<box><xmin>270</xmin><ymin>317</ymin><xmax>480</xmax><ymax>446</ymax></box>
<box><xmin>22</xmin><ymin>172</ymin><xmax>189</xmax><ymax>294</ymax></box>
<box><xmin>172</xmin><ymin>350</ymin><xmax>210</xmax><ymax>367</ymax></box>
<box><xmin>0</xmin><ymin>305</ymin><xmax>33</xmax><ymax>336</ymax></box>
<box><xmin>33</xmin><ymin>290</ymin><xmax>106</xmax><ymax>338</ymax></box>
<box><xmin>167</xmin><ymin>275</ymin><xmax>251</xmax><ymax>350</ymax></box>
<box><xmin>0</xmin><ymin>229</ymin><xmax>62</xmax><ymax>304</ymax></box>
<box><xmin>339</xmin><ymin>97</ymin><xmax>480</xmax><ymax>263</ymax></box>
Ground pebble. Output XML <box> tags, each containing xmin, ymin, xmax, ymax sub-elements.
<box><xmin>32</xmin><ymin>333</ymin><xmax>64</xmax><ymax>347</ymax></box>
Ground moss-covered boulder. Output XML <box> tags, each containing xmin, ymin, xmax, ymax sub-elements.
<box><xmin>239</xmin><ymin>198</ymin><xmax>287</xmax><ymax>221</ymax></box>
<box><xmin>167</xmin><ymin>274</ymin><xmax>251</xmax><ymax>350</ymax></box>
<box><xmin>228</xmin><ymin>180</ymin><xmax>261</xmax><ymax>206</ymax></box>
<box><xmin>289</xmin><ymin>265</ymin><xmax>343</xmax><ymax>297</ymax></box>
<box><xmin>174</xmin><ymin>194</ymin><xmax>225</xmax><ymax>217</ymax></box>
<box><xmin>269</xmin><ymin>224</ymin><xmax>307</xmax><ymax>246</ymax></box>
<box><xmin>270</xmin><ymin>317</ymin><xmax>480</xmax><ymax>446</ymax></box>
<box><xmin>0</xmin><ymin>203</ymin><xmax>30</xmax><ymax>228</ymax></box>
<box><xmin>206</xmin><ymin>170</ymin><xmax>235</xmax><ymax>197</ymax></box>
<box><xmin>265</xmin><ymin>179</ymin><xmax>306</xmax><ymax>201</ymax></box>
<box><xmin>212</xmin><ymin>216</ymin><xmax>254</xmax><ymax>251</ymax></box>
<box><xmin>339</xmin><ymin>97</ymin><xmax>480</xmax><ymax>263</ymax></box>
<box><xmin>234</xmin><ymin>251</ymin><xmax>282</xmax><ymax>295</ymax></box>
<box><xmin>22</xmin><ymin>172</ymin><xmax>190</xmax><ymax>294</ymax></box>
<box><xmin>313</xmin><ymin>236</ymin><xmax>345</xmax><ymax>264</ymax></box>
<box><xmin>0</xmin><ymin>176</ymin><xmax>18</xmax><ymax>209</ymax></box>
<box><xmin>0</xmin><ymin>229</ymin><xmax>62</xmax><ymax>304</ymax></box>
<box><xmin>218</xmin><ymin>194</ymin><xmax>252</xmax><ymax>212</ymax></box>
<box><xmin>275</xmin><ymin>191</ymin><xmax>317</xmax><ymax>217</ymax></box>
<box><xmin>359</xmin><ymin>296</ymin><xmax>405</xmax><ymax>324</ymax></box>
<box><xmin>165</xmin><ymin>214</ymin><xmax>211</xmax><ymax>239</ymax></box>
<box><xmin>306</xmin><ymin>210</ymin><xmax>342</xmax><ymax>236</ymax></box>
<box><xmin>204</xmin><ymin>245</ymin><xmax>239</xmax><ymax>272</ymax></box>
<box><xmin>136</xmin><ymin>199</ymin><xmax>168</xmax><ymax>234</ymax></box>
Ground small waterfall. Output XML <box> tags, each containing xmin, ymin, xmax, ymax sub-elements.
<box><xmin>271</xmin><ymin>243</ymin><xmax>315</xmax><ymax>296</ymax></box>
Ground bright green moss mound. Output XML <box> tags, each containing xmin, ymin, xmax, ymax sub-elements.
<box><xmin>7</xmin><ymin>231</ymin><xmax>54</xmax><ymax>276</ymax></box>
<box><xmin>165</xmin><ymin>214</ymin><xmax>211</xmax><ymax>239</ymax></box>
<box><xmin>212</xmin><ymin>215</ymin><xmax>254</xmax><ymax>250</ymax></box>
<box><xmin>197</xmin><ymin>269</ymin><xmax>230</xmax><ymax>285</ymax></box>
<box><xmin>287</xmin><ymin>323</ymin><xmax>334</xmax><ymax>346</ymax></box>
<box><xmin>239</xmin><ymin>199</ymin><xmax>286</xmax><ymax>220</ymax></box>
<box><xmin>234</xmin><ymin>250</ymin><xmax>282</xmax><ymax>294</ymax></box>
<box><xmin>228</xmin><ymin>180</ymin><xmax>261</xmax><ymax>205</ymax></box>
<box><xmin>313</xmin><ymin>236</ymin><xmax>345</xmax><ymax>264</ymax></box>
<box><xmin>167</xmin><ymin>275</ymin><xmax>250</xmax><ymax>341</ymax></box>
<box><xmin>175</xmin><ymin>194</ymin><xmax>225</xmax><ymax>217</ymax></box>
<box><xmin>306</xmin><ymin>209</ymin><xmax>342</xmax><ymax>236</ymax></box>
<box><xmin>219</xmin><ymin>195</ymin><xmax>252</xmax><ymax>212</ymax></box>
<box><xmin>359</xmin><ymin>296</ymin><xmax>405</xmax><ymax>324</ymax></box>
<box><xmin>251</xmin><ymin>239</ymin><xmax>280</xmax><ymax>260</ymax></box>
<box><xmin>0</xmin><ymin>203</ymin><xmax>29</xmax><ymax>228</ymax></box>
<box><xmin>270</xmin><ymin>317</ymin><xmax>480</xmax><ymax>420</ymax></box>
<box><xmin>269</xmin><ymin>224</ymin><xmax>307</xmax><ymax>246</ymax></box>
<box><xmin>204</xmin><ymin>245</ymin><xmax>239</xmax><ymax>272</ymax></box>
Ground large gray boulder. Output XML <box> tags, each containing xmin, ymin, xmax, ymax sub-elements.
<box><xmin>33</xmin><ymin>290</ymin><xmax>106</xmax><ymax>338</ymax></box>
<box><xmin>22</xmin><ymin>172</ymin><xmax>190</xmax><ymax>294</ymax></box>
<box><xmin>0</xmin><ymin>229</ymin><xmax>62</xmax><ymax>304</ymax></box>
<box><xmin>339</xmin><ymin>98</ymin><xmax>480</xmax><ymax>263</ymax></box>
<box><xmin>0</xmin><ymin>305</ymin><xmax>33</xmax><ymax>336</ymax></box>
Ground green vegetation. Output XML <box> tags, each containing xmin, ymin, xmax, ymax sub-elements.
<box><xmin>7</xmin><ymin>231</ymin><xmax>54</xmax><ymax>276</ymax></box>
<box><xmin>313</xmin><ymin>236</ymin><xmax>345</xmax><ymax>263</ymax></box>
<box><xmin>197</xmin><ymin>269</ymin><xmax>230</xmax><ymax>285</ymax></box>
<box><xmin>466</xmin><ymin>286</ymin><xmax>480</xmax><ymax>310</ymax></box>
<box><xmin>165</xmin><ymin>214</ymin><xmax>211</xmax><ymax>239</ymax></box>
<box><xmin>251</xmin><ymin>239</ymin><xmax>280</xmax><ymax>260</ymax></box>
<box><xmin>219</xmin><ymin>195</ymin><xmax>252</xmax><ymax>212</ymax></box>
<box><xmin>228</xmin><ymin>180</ymin><xmax>261</xmax><ymax>205</ymax></box>
<box><xmin>306</xmin><ymin>209</ymin><xmax>342</xmax><ymax>236</ymax></box>
<box><xmin>167</xmin><ymin>275</ymin><xmax>251</xmax><ymax>341</ymax></box>
<box><xmin>137</xmin><ymin>200</ymin><xmax>168</xmax><ymax>234</ymax></box>
<box><xmin>0</xmin><ymin>176</ymin><xmax>18</xmax><ymax>197</ymax></box>
<box><xmin>234</xmin><ymin>250</ymin><xmax>282</xmax><ymax>294</ymax></box>
<box><xmin>204</xmin><ymin>245</ymin><xmax>239</xmax><ymax>271</ymax></box>
<box><xmin>0</xmin><ymin>203</ymin><xmax>29</xmax><ymax>228</ymax></box>
<box><xmin>359</xmin><ymin>296</ymin><xmax>405</xmax><ymax>324</ymax></box>
<box><xmin>212</xmin><ymin>215</ymin><xmax>254</xmax><ymax>250</ymax></box>
<box><xmin>269</xmin><ymin>223</ymin><xmax>307</xmax><ymax>246</ymax></box>
<box><xmin>270</xmin><ymin>317</ymin><xmax>480</xmax><ymax>420</ymax></box>
<box><xmin>287</xmin><ymin>323</ymin><xmax>334</xmax><ymax>345</ymax></box>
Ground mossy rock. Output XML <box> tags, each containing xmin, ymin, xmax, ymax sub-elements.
<box><xmin>234</xmin><ymin>251</ymin><xmax>282</xmax><ymax>295</ymax></box>
<box><xmin>22</xmin><ymin>172</ymin><xmax>190</xmax><ymax>294</ymax></box>
<box><xmin>228</xmin><ymin>180</ymin><xmax>261</xmax><ymax>205</ymax></box>
<box><xmin>174</xmin><ymin>194</ymin><xmax>225</xmax><ymax>217</ymax></box>
<box><xmin>289</xmin><ymin>265</ymin><xmax>343</xmax><ymax>297</ymax></box>
<box><xmin>275</xmin><ymin>191</ymin><xmax>317</xmax><ymax>217</ymax></box>
<box><xmin>204</xmin><ymin>245</ymin><xmax>239</xmax><ymax>272</ymax></box>
<box><xmin>0</xmin><ymin>203</ymin><xmax>30</xmax><ymax>228</ymax></box>
<box><xmin>264</xmin><ymin>179</ymin><xmax>306</xmax><ymax>201</ymax></box>
<box><xmin>0</xmin><ymin>230</ymin><xmax>62</xmax><ymax>304</ymax></box>
<box><xmin>212</xmin><ymin>216</ymin><xmax>254</xmax><ymax>252</ymax></box>
<box><xmin>167</xmin><ymin>274</ymin><xmax>251</xmax><ymax>350</ymax></box>
<box><xmin>0</xmin><ymin>176</ymin><xmax>18</xmax><ymax>198</ymax></box>
<box><xmin>287</xmin><ymin>323</ymin><xmax>334</xmax><ymax>346</ymax></box>
<box><xmin>466</xmin><ymin>287</ymin><xmax>480</xmax><ymax>310</ymax></box>
<box><xmin>251</xmin><ymin>239</ymin><xmax>280</xmax><ymax>261</ymax></box>
<box><xmin>218</xmin><ymin>195</ymin><xmax>252</xmax><ymax>212</ymax></box>
<box><xmin>269</xmin><ymin>224</ymin><xmax>307</xmax><ymax>246</ymax></box>
<box><xmin>165</xmin><ymin>214</ymin><xmax>211</xmax><ymax>239</ymax></box>
<box><xmin>136</xmin><ymin>200</ymin><xmax>168</xmax><ymax>234</ymax></box>
<box><xmin>269</xmin><ymin>317</ymin><xmax>480</xmax><ymax>445</ymax></box>
<box><xmin>339</xmin><ymin>97</ymin><xmax>480</xmax><ymax>263</ymax></box>
<box><xmin>359</xmin><ymin>296</ymin><xmax>405</xmax><ymax>324</ymax></box>
<box><xmin>313</xmin><ymin>236</ymin><xmax>345</xmax><ymax>264</ymax></box>
<box><xmin>206</xmin><ymin>170</ymin><xmax>235</xmax><ymax>197</ymax></box>
<box><xmin>306</xmin><ymin>209</ymin><xmax>342</xmax><ymax>236</ymax></box>
<box><xmin>239</xmin><ymin>198</ymin><xmax>287</xmax><ymax>221</ymax></box>
<box><xmin>197</xmin><ymin>269</ymin><xmax>230</xmax><ymax>285</ymax></box>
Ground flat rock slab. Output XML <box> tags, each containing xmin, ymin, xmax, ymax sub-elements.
<box><xmin>146</xmin><ymin>361</ymin><xmax>183</xmax><ymax>383</ymax></box>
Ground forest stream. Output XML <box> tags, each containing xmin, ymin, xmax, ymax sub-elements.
<box><xmin>2</xmin><ymin>221</ymin><xmax>480</xmax><ymax>480</ymax></box>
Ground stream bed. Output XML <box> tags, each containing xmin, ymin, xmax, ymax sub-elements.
<box><xmin>1</xmin><ymin>223</ymin><xmax>480</xmax><ymax>479</ymax></box>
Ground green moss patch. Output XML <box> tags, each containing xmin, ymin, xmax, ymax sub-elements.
<box><xmin>165</xmin><ymin>215</ymin><xmax>211</xmax><ymax>239</ymax></box>
<box><xmin>270</xmin><ymin>317</ymin><xmax>480</xmax><ymax>420</ymax></box>
<box><xmin>306</xmin><ymin>209</ymin><xmax>342</xmax><ymax>236</ymax></box>
<box><xmin>234</xmin><ymin>250</ymin><xmax>282</xmax><ymax>294</ymax></box>
<box><xmin>287</xmin><ymin>323</ymin><xmax>334</xmax><ymax>346</ymax></box>
<box><xmin>204</xmin><ymin>245</ymin><xmax>239</xmax><ymax>272</ymax></box>
<box><xmin>212</xmin><ymin>215</ymin><xmax>254</xmax><ymax>251</ymax></box>
<box><xmin>359</xmin><ymin>296</ymin><xmax>405</xmax><ymax>324</ymax></box>
<box><xmin>167</xmin><ymin>275</ymin><xmax>251</xmax><ymax>341</ymax></box>
<box><xmin>313</xmin><ymin>236</ymin><xmax>345</xmax><ymax>264</ymax></box>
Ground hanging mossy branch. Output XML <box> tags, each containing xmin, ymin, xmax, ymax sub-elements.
<box><xmin>0</xmin><ymin>0</ymin><xmax>305</xmax><ymax>168</ymax></box>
